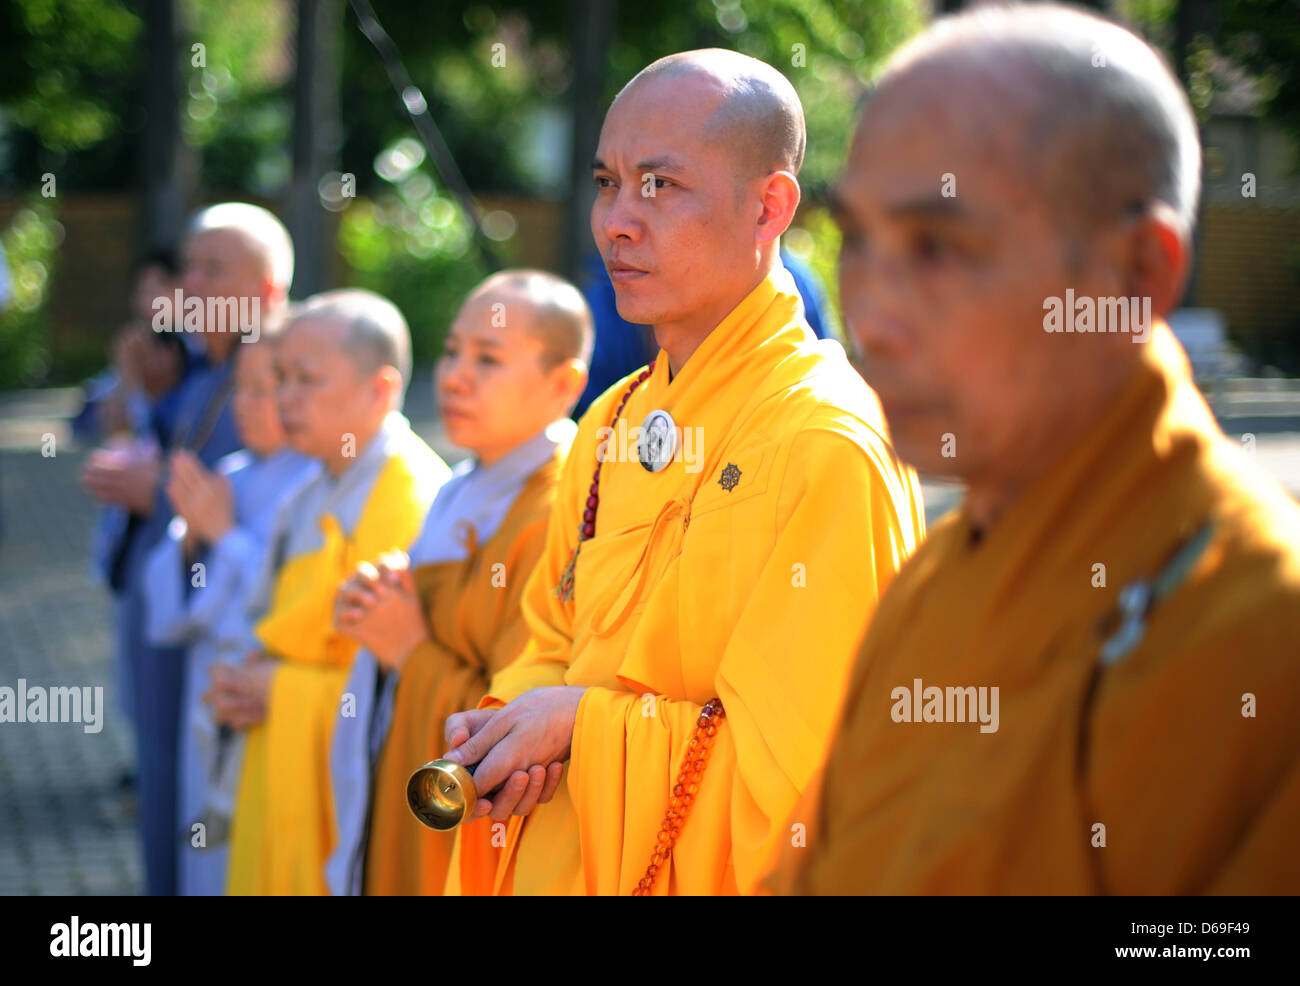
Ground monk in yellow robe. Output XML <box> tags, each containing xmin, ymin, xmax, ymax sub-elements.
<box><xmin>324</xmin><ymin>270</ymin><xmax>592</xmax><ymax>896</ymax></box>
<box><xmin>441</xmin><ymin>49</ymin><xmax>926</xmax><ymax>896</ymax></box>
<box><xmin>208</xmin><ymin>289</ymin><xmax>448</xmax><ymax>895</ymax></box>
<box><xmin>771</xmin><ymin>4</ymin><xmax>1300</xmax><ymax>895</ymax></box>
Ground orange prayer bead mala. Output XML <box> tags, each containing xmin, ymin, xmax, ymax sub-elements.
<box><xmin>633</xmin><ymin>697</ymin><xmax>726</xmax><ymax>895</ymax></box>
<box><xmin>548</xmin><ymin>359</ymin><xmax>727</xmax><ymax>894</ymax></box>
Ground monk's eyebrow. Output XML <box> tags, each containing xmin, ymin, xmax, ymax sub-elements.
<box><xmin>591</xmin><ymin>154</ymin><xmax>688</xmax><ymax>174</ymax></box>
<box><xmin>636</xmin><ymin>155</ymin><xmax>688</xmax><ymax>174</ymax></box>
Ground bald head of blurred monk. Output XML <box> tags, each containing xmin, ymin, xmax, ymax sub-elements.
<box><xmin>276</xmin><ymin>288</ymin><xmax>410</xmax><ymax>476</ymax></box>
<box><xmin>183</xmin><ymin>202</ymin><xmax>295</xmax><ymax>357</ymax></box>
<box><xmin>438</xmin><ymin>269</ymin><xmax>592</xmax><ymax>464</ymax></box>
<box><xmin>772</xmin><ymin>4</ymin><xmax>1300</xmax><ymax>895</ymax></box>
<box><xmin>592</xmin><ymin>47</ymin><xmax>804</xmax><ymax>375</ymax></box>
<box><xmin>81</xmin><ymin>204</ymin><xmax>295</xmax><ymax>516</ymax></box>
<box><xmin>834</xmin><ymin>4</ymin><xmax>1199</xmax><ymax>531</ymax></box>
<box><xmin>441</xmin><ymin>47</ymin><xmax>925</xmax><ymax>897</ymax></box>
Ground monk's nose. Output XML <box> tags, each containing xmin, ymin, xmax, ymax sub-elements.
<box><xmin>440</xmin><ymin>357</ymin><xmax>472</xmax><ymax>395</ymax></box>
<box><xmin>598</xmin><ymin>191</ymin><xmax>642</xmax><ymax>244</ymax></box>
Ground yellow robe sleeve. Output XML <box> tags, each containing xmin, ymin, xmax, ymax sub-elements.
<box><xmin>569</xmin><ymin>426</ymin><xmax>916</xmax><ymax>895</ymax></box>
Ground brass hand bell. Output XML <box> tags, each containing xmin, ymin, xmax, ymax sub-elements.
<box><xmin>406</xmin><ymin>759</ymin><xmax>477</xmax><ymax>830</ymax></box>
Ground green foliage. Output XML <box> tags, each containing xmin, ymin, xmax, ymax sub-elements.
<box><xmin>182</xmin><ymin>0</ymin><xmax>294</xmax><ymax>194</ymax></box>
<box><xmin>337</xmin><ymin>138</ymin><xmax>493</xmax><ymax>364</ymax></box>
<box><xmin>604</xmin><ymin>0</ymin><xmax>925</xmax><ymax>197</ymax></box>
<box><xmin>0</xmin><ymin>0</ymin><xmax>143</xmax><ymax>192</ymax></box>
<box><xmin>1217</xmin><ymin>0</ymin><xmax>1300</xmax><ymax>152</ymax></box>
<box><xmin>1120</xmin><ymin>0</ymin><xmax>1300</xmax><ymax>153</ymax></box>
<box><xmin>0</xmin><ymin>0</ymin><xmax>141</xmax><ymax>152</ymax></box>
<box><xmin>0</xmin><ymin>200</ymin><xmax>62</xmax><ymax>388</ymax></box>
<box><xmin>339</xmin><ymin>1</ymin><xmax>570</xmax><ymax>198</ymax></box>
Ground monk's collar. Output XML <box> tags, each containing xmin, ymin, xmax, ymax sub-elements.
<box><xmin>469</xmin><ymin>418</ymin><xmax>575</xmax><ymax>486</ymax></box>
<box><xmin>323</xmin><ymin>411</ymin><xmax>409</xmax><ymax>489</ymax></box>
<box><xmin>645</xmin><ymin>265</ymin><xmax>801</xmax><ymax>402</ymax></box>
<box><xmin>956</xmin><ymin>323</ymin><xmax>1189</xmax><ymax>551</ymax></box>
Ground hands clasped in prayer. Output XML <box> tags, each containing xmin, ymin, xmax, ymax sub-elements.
<box><xmin>442</xmin><ymin>687</ymin><xmax>584</xmax><ymax>823</ymax></box>
<box><xmin>334</xmin><ymin>552</ymin><xmax>579</xmax><ymax>823</ymax></box>
<box><xmin>334</xmin><ymin>550</ymin><xmax>428</xmax><ymax>671</ymax></box>
<box><xmin>80</xmin><ymin>440</ymin><xmax>161</xmax><ymax>515</ymax></box>
<box><xmin>172</xmin><ymin>453</ymin><xmax>261</xmax><ymax>729</ymax></box>
<box><xmin>166</xmin><ymin>450</ymin><xmax>234</xmax><ymax>546</ymax></box>
<box><xmin>333</xmin><ymin>551</ymin><xmax>580</xmax><ymax>822</ymax></box>
<box><xmin>205</xmin><ymin>652</ymin><xmax>275</xmax><ymax>731</ymax></box>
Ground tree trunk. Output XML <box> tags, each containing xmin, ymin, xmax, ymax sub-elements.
<box><xmin>288</xmin><ymin>0</ymin><xmax>343</xmax><ymax>298</ymax></box>
<box><xmin>562</xmin><ymin>0</ymin><xmax>615</xmax><ymax>282</ymax></box>
<box><xmin>138</xmin><ymin>0</ymin><xmax>189</xmax><ymax>254</ymax></box>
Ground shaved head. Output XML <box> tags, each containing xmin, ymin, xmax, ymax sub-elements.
<box><xmin>466</xmin><ymin>269</ymin><xmax>594</xmax><ymax>369</ymax></box>
<box><xmin>836</xmin><ymin>4</ymin><xmax>1202</xmax><ymax>528</ymax></box>
<box><xmin>289</xmin><ymin>288</ymin><xmax>411</xmax><ymax>386</ymax></box>
<box><xmin>619</xmin><ymin>48</ymin><xmax>805</xmax><ymax>180</ymax></box>
<box><xmin>592</xmin><ymin>49</ymin><xmax>805</xmax><ymax>366</ymax></box>
<box><xmin>866</xmin><ymin>5</ymin><xmax>1201</xmax><ymax>239</ymax></box>
<box><xmin>188</xmin><ymin>202</ymin><xmax>295</xmax><ymax>293</ymax></box>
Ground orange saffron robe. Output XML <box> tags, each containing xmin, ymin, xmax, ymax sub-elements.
<box><xmin>770</xmin><ymin>324</ymin><xmax>1300</xmax><ymax>894</ymax></box>
<box><xmin>449</xmin><ymin>268</ymin><xmax>926</xmax><ymax>895</ymax></box>
<box><xmin>363</xmin><ymin>455</ymin><xmax>562</xmax><ymax>895</ymax></box>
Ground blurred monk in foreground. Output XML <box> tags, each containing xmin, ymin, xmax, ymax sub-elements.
<box><xmin>772</xmin><ymin>4</ymin><xmax>1300</xmax><ymax>894</ymax></box>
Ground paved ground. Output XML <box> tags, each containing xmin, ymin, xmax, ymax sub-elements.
<box><xmin>0</xmin><ymin>375</ymin><xmax>1296</xmax><ymax>895</ymax></box>
<box><xmin>0</xmin><ymin>443</ymin><xmax>143</xmax><ymax>894</ymax></box>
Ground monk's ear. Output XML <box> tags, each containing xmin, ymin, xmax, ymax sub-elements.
<box><xmin>755</xmin><ymin>170</ymin><xmax>801</xmax><ymax>245</ymax></box>
<box><xmin>548</xmin><ymin>357</ymin><xmax>589</xmax><ymax>411</ymax></box>
<box><xmin>1124</xmin><ymin>201</ymin><xmax>1190</xmax><ymax>319</ymax></box>
<box><xmin>373</xmin><ymin>364</ymin><xmax>405</xmax><ymax>412</ymax></box>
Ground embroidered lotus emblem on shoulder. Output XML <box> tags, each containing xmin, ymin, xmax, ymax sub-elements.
<box><xmin>718</xmin><ymin>462</ymin><xmax>742</xmax><ymax>492</ymax></box>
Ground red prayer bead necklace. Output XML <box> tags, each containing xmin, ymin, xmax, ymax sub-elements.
<box><xmin>551</xmin><ymin>360</ymin><xmax>726</xmax><ymax>895</ymax></box>
<box><xmin>554</xmin><ymin>361</ymin><xmax>655</xmax><ymax>603</ymax></box>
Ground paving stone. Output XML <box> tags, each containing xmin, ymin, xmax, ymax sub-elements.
<box><xmin>0</xmin><ymin>446</ymin><xmax>141</xmax><ymax>896</ymax></box>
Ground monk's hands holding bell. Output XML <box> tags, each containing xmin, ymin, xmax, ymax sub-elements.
<box><xmin>205</xmin><ymin>650</ymin><xmax>276</xmax><ymax>730</ymax></box>
<box><xmin>334</xmin><ymin>551</ymin><xmax>428</xmax><ymax>670</ymax></box>
<box><xmin>442</xmin><ymin>687</ymin><xmax>584</xmax><ymax>822</ymax></box>
<box><xmin>443</xmin><ymin>708</ymin><xmax>496</xmax><ymax>751</ymax></box>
